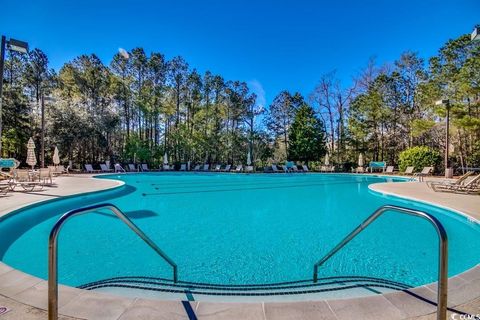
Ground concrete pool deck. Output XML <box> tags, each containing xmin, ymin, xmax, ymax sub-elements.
<box><xmin>0</xmin><ymin>173</ymin><xmax>479</xmax><ymax>319</ymax></box>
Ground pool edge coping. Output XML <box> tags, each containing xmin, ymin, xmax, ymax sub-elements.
<box><xmin>0</xmin><ymin>173</ymin><xmax>478</xmax><ymax>319</ymax></box>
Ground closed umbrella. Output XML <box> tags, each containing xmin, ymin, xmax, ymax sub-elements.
<box><xmin>163</xmin><ymin>152</ymin><xmax>168</xmax><ymax>165</ymax></box>
<box><xmin>247</xmin><ymin>149</ymin><xmax>252</xmax><ymax>166</ymax></box>
<box><xmin>358</xmin><ymin>153</ymin><xmax>364</xmax><ymax>167</ymax></box>
<box><xmin>324</xmin><ymin>153</ymin><xmax>330</xmax><ymax>166</ymax></box>
<box><xmin>26</xmin><ymin>138</ymin><xmax>37</xmax><ymax>170</ymax></box>
<box><xmin>53</xmin><ymin>147</ymin><xmax>60</xmax><ymax>166</ymax></box>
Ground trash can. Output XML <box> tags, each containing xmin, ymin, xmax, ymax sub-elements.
<box><xmin>445</xmin><ymin>168</ymin><xmax>454</xmax><ymax>178</ymax></box>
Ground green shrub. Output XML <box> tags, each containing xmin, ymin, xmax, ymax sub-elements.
<box><xmin>398</xmin><ymin>146</ymin><xmax>442</xmax><ymax>172</ymax></box>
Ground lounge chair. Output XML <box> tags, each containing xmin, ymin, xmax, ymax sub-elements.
<box><xmin>141</xmin><ymin>163</ymin><xmax>150</xmax><ymax>172</ymax></box>
<box><xmin>128</xmin><ymin>164</ymin><xmax>137</xmax><ymax>172</ymax></box>
<box><xmin>234</xmin><ymin>165</ymin><xmax>243</xmax><ymax>172</ymax></box>
<box><xmin>0</xmin><ymin>183</ymin><xmax>10</xmax><ymax>195</ymax></box>
<box><xmin>84</xmin><ymin>164</ymin><xmax>99</xmax><ymax>173</ymax></box>
<box><xmin>48</xmin><ymin>165</ymin><xmax>66</xmax><ymax>176</ymax></box>
<box><xmin>202</xmin><ymin>164</ymin><xmax>210</xmax><ymax>171</ymax></box>
<box><xmin>302</xmin><ymin>165</ymin><xmax>309</xmax><ymax>172</ymax></box>
<box><xmin>413</xmin><ymin>167</ymin><xmax>433</xmax><ymax>181</ymax></box>
<box><xmin>11</xmin><ymin>170</ymin><xmax>44</xmax><ymax>192</ymax></box>
<box><xmin>214</xmin><ymin>164</ymin><xmax>221</xmax><ymax>171</ymax></box>
<box><xmin>180</xmin><ymin>164</ymin><xmax>187</xmax><ymax>171</ymax></box>
<box><xmin>100</xmin><ymin>164</ymin><xmax>113</xmax><ymax>172</ymax></box>
<box><xmin>403</xmin><ymin>166</ymin><xmax>415</xmax><ymax>175</ymax></box>
<box><xmin>38</xmin><ymin>168</ymin><xmax>54</xmax><ymax>185</ymax></box>
<box><xmin>427</xmin><ymin>171</ymin><xmax>473</xmax><ymax>189</ymax></box>
<box><xmin>193</xmin><ymin>164</ymin><xmax>201</xmax><ymax>171</ymax></box>
<box><xmin>290</xmin><ymin>166</ymin><xmax>299</xmax><ymax>173</ymax></box>
<box><xmin>272</xmin><ymin>164</ymin><xmax>281</xmax><ymax>173</ymax></box>
<box><xmin>245</xmin><ymin>166</ymin><xmax>254</xmax><ymax>173</ymax></box>
<box><xmin>114</xmin><ymin>163</ymin><xmax>126</xmax><ymax>173</ymax></box>
<box><xmin>163</xmin><ymin>164</ymin><xmax>172</xmax><ymax>171</ymax></box>
<box><xmin>432</xmin><ymin>174</ymin><xmax>480</xmax><ymax>194</ymax></box>
<box><xmin>355</xmin><ymin>167</ymin><xmax>366</xmax><ymax>173</ymax></box>
<box><xmin>223</xmin><ymin>164</ymin><xmax>231</xmax><ymax>172</ymax></box>
<box><xmin>385</xmin><ymin>166</ymin><xmax>394</xmax><ymax>174</ymax></box>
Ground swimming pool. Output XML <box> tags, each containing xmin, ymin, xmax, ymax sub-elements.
<box><xmin>0</xmin><ymin>173</ymin><xmax>479</xmax><ymax>299</ymax></box>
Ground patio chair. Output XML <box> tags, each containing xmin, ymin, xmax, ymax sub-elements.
<box><xmin>272</xmin><ymin>164</ymin><xmax>281</xmax><ymax>173</ymax></box>
<box><xmin>193</xmin><ymin>164</ymin><xmax>201</xmax><ymax>171</ymax></box>
<box><xmin>234</xmin><ymin>165</ymin><xmax>243</xmax><ymax>172</ymax></box>
<box><xmin>38</xmin><ymin>168</ymin><xmax>54</xmax><ymax>185</ymax></box>
<box><xmin>214</xmin><ymin>164</ymin><xmax>221</xmax><ymax>171</ymax></box>
<box><xmin>128</xmin><ymin>164</ymin><xmax>137</xmax><ymax>172</ymax></box>
<box><xmin>0</xmin><ymin>183</ymin><xmax>10</xmax><ymax>195</ymax></box>
<box><xmin>114</xmin><ymin>163</ymin><xmax>126</xmax><ymax>173</ymax></box>
<box><xmin>403</xmin><ymin>166</ymin><xmax>415</xmax><ymax>175</ymax></box>
<box><xmin>413</xmin><ymin>167</ymin><xmax>433</xmax><ymax>181</ymax></box>
<box><xmin>203</xmin><ymin>164</ymin><xmax>210</xmax><ymax>171</ymax></box>
<box><xmin>223</xmin><ymin>164</ymin><xmax>231</xmax><ymax>172</ymax></box>
<box><xmin>163</xmin><ymin>164</ymin><xmax>172</xmax><ymax>171</ymax></box>
<box><xmin>84</xmin><ymin>164</ymin><xmax>99</xmax><ymax>173</ymax></box>
<box><xmin>355</xmin><ymin>167</ymin><xmax>366</xmax><ymax>173</ymax></box>
<box><xmin>385</xmin><ymin>166</ymin><xmax>395</xmax><ymax>174</ymax></box>
<box><xmin>290</xmin><ymin>165</ymin><xmax>299</xmax><ymax>173</ymax></box>
<box><xmin>11</xmin><ymin>170</ymin><xmax>44</xmax><ymax>192</ymax></box>
<box><xmin>141</xmin><ymin>163</ymin><xmax>150</xmax><ymax>172</ymax></box>
<box><xmin>427</xmin><ymin>171</ymin><xmax>473</xmax><ymax>190</ymax></box>
<box><xmin>432</xmin><ymin>174</ymin><xmax>480</xmax><ymax>194</ymax></box>
<box><xmin>100</xmin><ymin>164</ymin><xmax>113</xmax><ymax>172</ymax></box>
<box><xmin>302</xmin><ymin>165</ymin><xmax>309</xmax><ymax>172</ymax></box>
<box><xmin>179</xmin><ymin>164</ymin><xmax>187</xmax><ymax>171</ymax></box>
<box><xmin>245</xmin><ymin>165</ymin><xmax>254</xmax><ymax>173</ymax></box>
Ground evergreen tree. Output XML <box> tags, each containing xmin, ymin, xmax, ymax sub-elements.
<box><xmin>288</xmin><ymin>104</ymin><xmax>326</xmax><ymax>163</ymax></box>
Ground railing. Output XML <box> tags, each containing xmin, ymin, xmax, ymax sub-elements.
<box><xmin>48</xmin><ymin>203</ymin><xmax>177</xmax><ymax>320</ymax></box>
<box><xmin>313</xmin><ymin>205</ymin><xmax>448</xmax><ymax>320</ymax></box>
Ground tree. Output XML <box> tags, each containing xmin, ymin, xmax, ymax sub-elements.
<box><xmin>266</xmin><ymin>91</ymin><xmax>295</xmax><ymax>158</ymax></box>
<box><xmin>288</xmin><ymin>103</ymin><xmax>326</xmax><ymax>163</ymax></box>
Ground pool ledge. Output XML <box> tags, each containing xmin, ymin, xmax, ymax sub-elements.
<box><xmin>1</xmin><ymin>174</ymin><xmax>480</xmax><ymax>319</ymax></box>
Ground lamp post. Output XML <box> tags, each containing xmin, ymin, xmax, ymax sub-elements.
<box><xmin>436</xmin><ymin>99</ymin><xmax>451</xmax><ymax>178</ymax></box>
<box><xmin>0</xmin><ymin>36</ymin><xmax>29</xmax><ymax>157</ymax></box>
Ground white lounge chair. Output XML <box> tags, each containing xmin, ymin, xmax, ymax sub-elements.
<box><xmin>141</xmin><ymin>163</ymin><xmax>150</xmax><ymax>171</ymax></box>
<box><xmin>432</xmin><ymin>174</ymin><xmax>480</xmax><ymax>194</ymax></box>
<box><xmin>38</xmin><ymin>168</ymin><xmax>54</xmax><ymax>185</ymax></box>
<box><xmin>84</xmin><ymin>164</ymin><xmax>99</xmax><ymax>173</ymax></box>
<box><xmin>100</xmin><ymin>164</ymin><xmax>113</xmax><ymax>172</ymax></box>
<box><xmin>302</xmin><ymin>165</ymin><xmax>309</xmax><ymax>172</ymax></box>
<box><xmin>214</xmin><ymin>164</ymin><xmax>221</xmax><ymax>171</ymax></box>
<box><xmin>428</xmin><ymin>171</ymin><xmax>473</xmax><ymax>189</ymax></box>
<box><xmin>203</xmin><ymin>164</ymin><xmax>210</xmax><ymax>171</ymax></box>
<box><xmin>234</xmin><ymin>165</ymin><xmax>243</xmax><ymax>172</ymax></box>
<box><xmin>163</xmin><ymin>164</ymin><xmax>172</xmax><ymax>171</ymax></box>
<box><xmin>245</xmin><ymin>166</ymin><xmax>254</xmax><ymax>172</ymax></box>
<box><xmin>413</xmin><ymin>167</ymin><xmax>433</xmax><ymax>181</ymax></box>
<box><xmin>272</xmin><ymin>164</ymin><xmax>281</xmax><ymax>173</ymax></box>
<box><xmin>128</xmin><ymin>164</ymin><xmax>137</xmax><ymax>172</ymax></box>
<box><xmin>114</xmin><ymin>163</ymin><xmax>126</xmax><ymax>173</ymax></box>
<box><xmin>193</xmin><ymin>165</ymin><xmax>201</xmax><ymax>171</ymax></box>
<box><xmin>403</xmin><ymin>166</ymin><xmax>415</xmax><ymax>175</ymax></box>
<box><xmin>385</xmin><ymin>166</ymin><xmax>394</xmax><ymax>174</ymax></box>
<box><xmin>11</xmin><ymin>170</ymin><xmax>44</xmax><ymax>192</ymax></box>
<box><xmin>223</xmin><ymin>164</ymin><xmax>231</xmax><ymax>172</ymax></box>
<box><xmin>180</xmin><ymin>164</ymin><xmax>187</xmax><ymax>171</ymax></box>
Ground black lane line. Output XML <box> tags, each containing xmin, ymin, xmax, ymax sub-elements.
<box><xmin>142</xmin><ymin>180</ymin><xmax>361</xmax><ymax>196</ymax></box>
<box><xmin>181</xmin><ymin>301</ymin><xmax>197</xmax><ymax>320</ymax></box>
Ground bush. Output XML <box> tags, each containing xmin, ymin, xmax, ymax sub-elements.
<box><xmin>398</xmin><ymin>146</ymin><xmax>442</xmax><ymax>172</ymax></box>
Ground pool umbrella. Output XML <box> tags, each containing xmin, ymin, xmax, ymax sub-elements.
<box><xmin>53</xmin><ymin>147</ymin><xmax>60</xmax><ymax>166</ymax></box>
<box><xmin>324</xmin><ymin>153</ymin><xmax>330</xmax><ymax>166</ymax></box>
<box><xmin>247</xmin><ymin>149</ymin><xmax>252</xmax><ymax>166</ymax></box>
<box><xmin>358</xmin><ymin>153</ymin><xmax>364</xmax><ymax>167</ymax></box>
<box><xmin>163</xmin><ymin>152</ymin><xmax>168</xmax><ymax>165</ymax></box>
<box><xmin>26</xmin><ymin>138</ymin><xmax>37</xmax><ymax>170</ymax></box>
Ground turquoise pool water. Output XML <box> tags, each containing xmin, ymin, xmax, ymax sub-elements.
<box><xmin>0</xmin><ymin>173</ymin><xmax>479</xmax><ymax>290</ymax></box>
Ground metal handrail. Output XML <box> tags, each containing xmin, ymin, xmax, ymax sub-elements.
<box><xmin>48</xmin><ymin>203</ymin><xmax>178</xmax><ymax>320</ymax></box>
<box><xmin>313</xmin><ymin>205</ymin><xmax>448</xmax><ymax>320</ymax></box>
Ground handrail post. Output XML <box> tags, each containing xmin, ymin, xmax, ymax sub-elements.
<box><xmin>48</xmin><ymin>203</ymin><xmax>177</xmax><ymax>320</ymax></box>
<box><xmin>312</xmin><ymin>205</ymin><xmax>448</xmax><ymax>320</ymax></box>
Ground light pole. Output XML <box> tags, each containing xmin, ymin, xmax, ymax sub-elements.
<box><xmin>0</xmin><ymin>36</ymin><xmax>29</xmax><ymax>158</ymax></box>
<box><xmin>436</xmin><ymin>99</ymin><xmax>451</xmax><ymax>178</ymax></box>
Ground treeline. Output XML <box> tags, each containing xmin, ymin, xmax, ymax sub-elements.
<box><xmin>1</xmin><ymin>33</ymin><xmax>479</xmax><ymax>171</ymax></box>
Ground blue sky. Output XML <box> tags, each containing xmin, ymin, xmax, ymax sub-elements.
<box><xmin>2</xmin><ymin>0</ymin><xmax>479</xmax><ymax>107</ymax></box>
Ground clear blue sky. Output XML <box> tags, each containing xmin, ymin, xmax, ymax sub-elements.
<box><xmin>2</xmin><ymin>0</ymin><xmax>479</xmax><ymax>107</ymax></box>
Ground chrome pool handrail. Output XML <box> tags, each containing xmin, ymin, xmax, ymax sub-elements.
<box><xmin>313</xmin><ymin>204</ymin><xmax>448</xmax><ymax>320</ymax></box>
<box><xmin>48</xmin><ymin>203</ymin><xmax>178</xmax><ymax>320</ymax></box>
